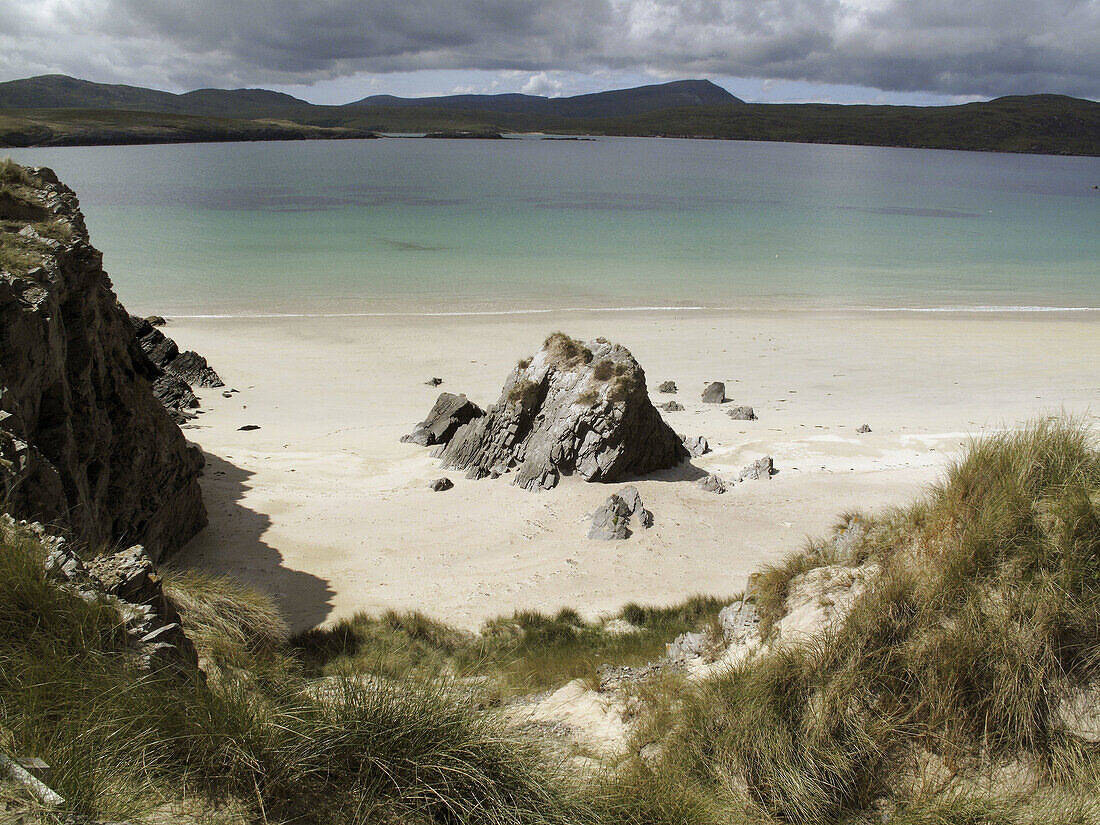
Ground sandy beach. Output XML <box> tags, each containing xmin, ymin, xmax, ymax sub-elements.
<box><xmin>166</xmin><ymin>309</ymin><xmax>1099</xmax><ymax>631</ymax></box>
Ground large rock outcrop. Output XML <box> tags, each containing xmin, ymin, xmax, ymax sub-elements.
<box><xmin>438</xmin><ymin>333</ymin><xmax>688</xmax><ymax>490</ymax></box>
<box><xmin>0</xmin><ymin>163</ymin><xmax>206</xmax><ymax>561</ymax></box>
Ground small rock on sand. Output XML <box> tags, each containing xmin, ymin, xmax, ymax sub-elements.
<box><xmin>588</xmin><ymin>485</ymin><xmax>653</xmax><ymax>540</ymax></box>
<box><xmin>429</xmin><ymin>477</ymin><xmax>454</xmax><ymax>491</ymax></box>
<box><xmin>657</xmin><ymin>381</ymin><xmax>677</xmax><ymax>394</ymax></box>
<box><xmin>238</xmin><ymin>424</ymin><xmax>261</xmax><ymax>431</ymax></box>
<box><xmin>426</xmin><ymin>377</ymin><xmax>443</xmax><ymax>386</ymax></box>
<box><xmin>696</xmin><ymin>474</ymin><xmax>728</xmax><ymax>494</ymax></box>
<box><xmin>659</xmin><ymin>401</ymin><xmax>684</xmax><ymax>412</ymax></box>
<box><xmin>681</xmin><ymin>435</ymin><xmax>711</xmax><ymax>457</ymax></box>
<box><xmin>738</xmin><ymin>456</ymin><xmax>776</xmax><ymax>481</ymax></box>
<box><xmin>728</xmin><ymin>405</ymin><xmax>757</xmax><ymax>420</ymax></box>
<box><xmin>856</xmin><ymin>424</ymin><xmax>872</xmax><ymax>433</ymax></box>
<box><xmin>701</xmin><ymin>382</ymin><xmax>727</xmax><ymax>403</ymax></box>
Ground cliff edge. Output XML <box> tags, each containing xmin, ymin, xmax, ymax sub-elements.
<box><xmin>0</xmin><ymin>160</ymin><xmax>206</xmax><ymax>560</ymax></box>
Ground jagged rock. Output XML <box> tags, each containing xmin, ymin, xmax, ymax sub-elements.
<box><xmin>666</xmin><ymin>631</ymin><xmax>713</xmax><ymax>665</ymax></box>
<box><xmin>728</xmin><ymin>406</ymin><xmax>757</xmax><ymax>420</ymax></box>
<box><xmin>587</xmin><ymin>485</ymin><xmax>653</xmax><ymax>539</ymax></box>
<box><xmin>426</xmin><ymin>376</ymin><xmax>443</xmax><ymax>386</ymax></box>
<box><xmin>697</xmin><ymin>474</ymin><xmax>728</xmax><ymax>494</ymax></box>
<box><xmin>402</xmin><ymin>392</ymin><xmax>485</xmax><ymax>447</ymax></box>
<box><xmin>25</xmin><ymin>518</ymin><xmax>199</xmax><ymax>677</ymax></box>
<box><xmin>657</xmin><ymin>381</ymin><xmax>677</xmax><ymax>394</ymax></box>
<box><xmin>132</xmin><ymin>316</ymin><xmax>224</xmax><ymax>388</ymax></box>
<box><xmin>168</xmin><ymin>350</ymin><xmax>223</xmax><ymax>388</ymax></box>
<box><xmin>438</xmin><ymin>333</ymin><xmax>688</xmax><ymax>490</ymax></box>
<box><xmin>153</xmin><ymin>374</ymin><xmax>199</xmax><ymax>423</ymax></box>
<box><xmin>738</xmin><ymin>456</ymin><xmax>776</xmax><ymax>481</ymax></box>
<box><xmin>659</xmin><ymin>400</ymin><xmax>684</xmax><ymax>412</ymax></box>
<box><xmin>0</xmin><ymin>165</ymin><xmax>206</xmax><ymax>561</ymax></box>
<box><xmin>429</xmin><ymin>477</ymin><xmax>454</xmax><ymax>491</ymax></box>
<box><xmin>701</xmin><ymin>381</ymin><xmax>727</xmax><ymax>403</ymax></box>
<box><xmin>617</xmin><ymin>485</ymin><xmax>654</xmax><ymax>527</ymax></box>
<box><xmin>682</xmin><ymin>435</ymin><xmax>711</xmax><ymax>457</ymax></box>
<box><xmin>857</xmin><ymin>424</ymin><xmax>872</xmax><ymax>433</ymax></box>
<box><xmin>145</xmin><ymin>315</ymin><xmax>167</xmax><ymax>326</ymax></box>
<box><xmin>719</xmin><ymin>599</ymin><xmax>760</xmax><ymax>644</ymax></box>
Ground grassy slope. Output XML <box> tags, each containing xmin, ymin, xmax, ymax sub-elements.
<box><xmin>3</xmin><ymin>420</ymin><xmax>1099</xmax><ymax>824</ymax></box>
<box><xmin>0</xmin><ymin>109</ymin><xmax>375</xmax><ymax>148</ymax></box>
<box><xmin>1</xmin><ymin>95</ymin><xmax>1097</xmax><ymax>154</ymax></box>
<box><xmin>635</xmin><ymin>419</ymin><xmax>1100</xmax><ymax>824</ymax></box>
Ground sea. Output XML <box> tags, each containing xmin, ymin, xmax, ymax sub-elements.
<box><xmin>6</xmin><ymin>136</ymin><xmax>1099</xmax><ymax>317</ymax></box>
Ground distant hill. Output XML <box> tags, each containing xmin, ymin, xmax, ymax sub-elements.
<box><xmin>0</xmin><ymin>74</ymin><xmax>312</xmax><ymax>117</ymax></box>
<box><xmin>0</xmin><ymin>74</ymin><xmax>1096</xmax><ymax>155</ymax></box>
<box><xmin>347</xmin><ymin>79</ymin><xmax>742</xmax><ymax>118</ymax></box>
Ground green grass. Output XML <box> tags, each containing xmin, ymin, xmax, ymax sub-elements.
<box><xmin>0</xmin><ymin>520</ymin><xmax>583</xmax><ymax>824</ymax></box>
<box><xmin>294</xmin><ymin>596</ymin><xmax>730</xmax><ymax>697</ymax></box>
<box><xmin>638</xmin><ymin>419</ymin><xmax>1100</xmax><ymax>823</ymax></box>
<box><xmin>1</xmin><ymin>159</ymin><xmax>73</xmax><ymax>276</ymax></box>
<box><xmin>7</xmin><ymin>418</ymin><xmax>1100</xmax><ymax>824</ymax></box>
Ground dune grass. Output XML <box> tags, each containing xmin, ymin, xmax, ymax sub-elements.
<box><xmin>0</xmin><ymin>521</ymin><xmax>582</xmax><ymax>824</ymax></box>
<box><xmin>294</xmin><ymin>596</ymin><xmax>729</xmax><ymax>698</ymax></box>
<box><xmin>633</xmin><ymin>419</ymin><xmax>1100</xmax><ymax>823</ymax></box>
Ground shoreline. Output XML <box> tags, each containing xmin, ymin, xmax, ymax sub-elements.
<box><xmin>167</xmin><ymin>308</ymin><xmax>1100</xmax><ymax>631</ymax></box>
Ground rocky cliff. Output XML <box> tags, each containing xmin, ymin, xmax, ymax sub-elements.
<box><xmin>0</xmin><ymin>161</ymin><xmax>206</xmax><ymax>560</ymax></box>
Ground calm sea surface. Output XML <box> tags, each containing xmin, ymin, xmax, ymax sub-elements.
<box><xmin>6</xmin><ymin>137</ymin><xmax>1099</xmax><ymax>316</ymax></box>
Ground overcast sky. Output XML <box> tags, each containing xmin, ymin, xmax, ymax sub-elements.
<box><xmin>1</xmin><ymin>0</ymin><xmax>1097</xmax><ymax>104</ymax></box>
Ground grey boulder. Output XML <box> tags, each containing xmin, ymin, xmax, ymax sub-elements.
<box><xmin>696</xmin><ymin>474</ymin><xmax>728</xmax><ymax>494</ymax></box>
<box><xmin>856</xmin><ymin>424</ymin><xmax>872</xmax><ymax>433</ymax></box>
<box><xmin>728</xmin><ymin>406</ymin><xmax>757</xmax><ymax>420</ymax></box>
<box><xmin>429</xmin><ymin>477</ymin><xmax>454</xmax><ymax>491</ymax></box>
<box><xmin>438</xmin><ymin>333</ymin><xmax>688</xmax><ymax>491</ymax></box>
<box><xmin>659</xmin><ymin>400</ymin><xmax>684</xmax><ymax>412</ymax></box>
<box><xmin>738</xmin><ymin>456</ymin><xmax>776</xmax><ymax>481</ymax></box>
<box><xmin>657</xmin><ymin>381</ymin><xmax>677</xmax><ymax>394</ymax></box>
<box><xmin>402</xmin><ymin>392</ymin><xmax>485</xmax><ymax>447</ymax></box>
<box><xmin>681</xmin><ymin>435</ymin><xmax>711</xmax><ymax>457</ymax></box>
<box><xmin>588</xmin><ymin>485</ymin><xmax>653</xmax><ymax>539</ymax></box>
<box><xmin>701</xmin><ymin>382</ymin><xmax>727</xmax><ymax>403</ymax></box>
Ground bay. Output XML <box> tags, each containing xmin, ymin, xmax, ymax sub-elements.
<box><xmin>6</xmin><ymin>137</ymin><xmax>1098</xmax><ymax>316</ymax></box>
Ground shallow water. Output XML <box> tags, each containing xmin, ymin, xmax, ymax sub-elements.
<box><xmin>7</xmin><ymin>137</ymin><xmax>1099</xmax><ymax>315</ymax></box>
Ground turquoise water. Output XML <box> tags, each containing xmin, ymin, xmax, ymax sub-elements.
<box><xmin>6</xmin><ymin>138</ymin><xmax>1099</xmax><ymax>315</ymax></box>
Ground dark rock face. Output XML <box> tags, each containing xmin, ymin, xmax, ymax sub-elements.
<box><xmin>438</xmin><ymin>334</ymin><xmax>689</xmax><ymax>491</ymax></box>
<box><xmin>657</xmin><ymin>381</ymin><xmax>677</xmax><ymax>394</ymax></box>
<box><xmin>0</xmin><ymin>165</ymin><xmax>206</xmax><ymax>561</ymax></box>
<box><xmin>588</xmin><ymin>485</ymin><xmax>653</xmax><ymax>539</ymax></box>
<box><xmin>132</xmin><ymin>316</ymin><xmax>223</xmax><ymax>388</ymax></box>
<box><xmin>728</xmin><ymin>406</ymin><xmax>757</xmax><ymax>421</ymax></box>
<box><xmin>702</xmin><ymin>382</ymin><xmax>727</xmax><ymax>403</ymax></box>
<box><xmin>402</xmin><ymin>392</ymin><xmax>485</xmax><ymax>447</ymax></box>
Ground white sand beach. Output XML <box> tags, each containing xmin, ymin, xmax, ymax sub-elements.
<box><xmin>167</xmin><ymin>309</ymin><xmax>1099</xmax><ymax>631</ymax></box>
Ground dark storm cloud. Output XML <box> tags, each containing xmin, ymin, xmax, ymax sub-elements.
<box><xmin>1</xmin><ymin>0</ymin><xmax>1097</xmax><ymax>98</ymax></box>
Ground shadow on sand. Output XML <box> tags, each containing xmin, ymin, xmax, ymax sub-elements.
<box><xmin>637</xmin><ymin>459</ymin><xmax>711</xmax><ymax>483</ymax></box>
<box><xmin>171</xmin><ymin>451</ymin><xmax>335</xmax><ymax>632</ymax></box>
